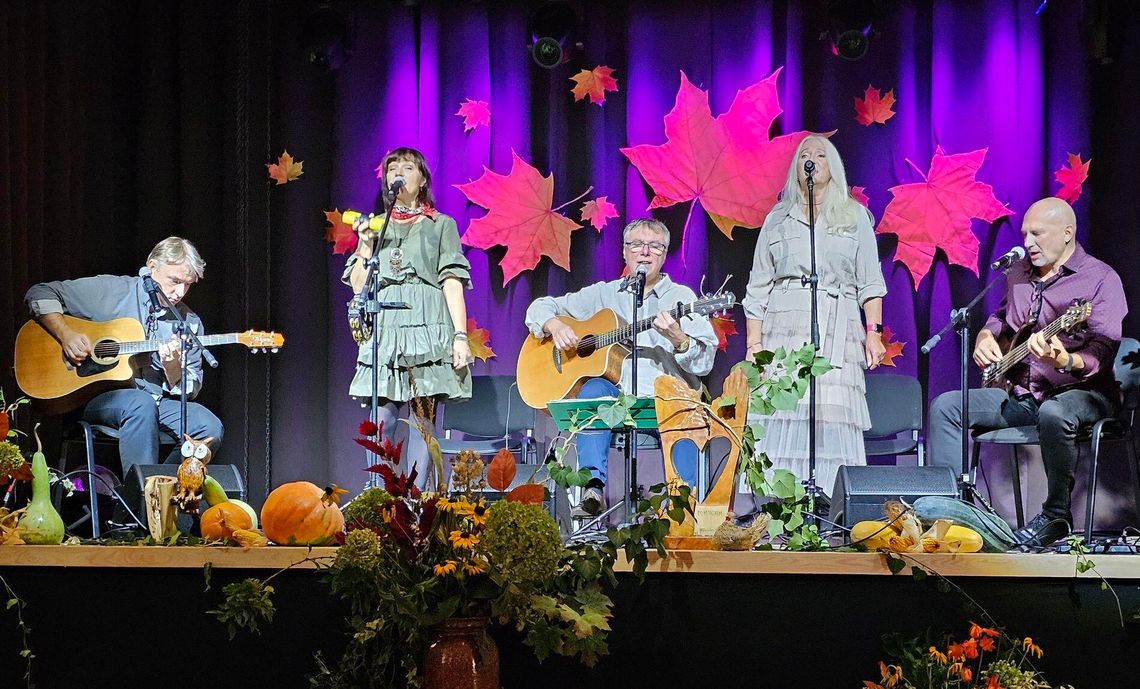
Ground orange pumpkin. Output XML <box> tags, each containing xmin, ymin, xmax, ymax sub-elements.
<box><xmin>261</xmin><ymin>481</ymin><xmax>345</xmax><ymax>546</ymax></box>
<box><xmin>200</xmin><ymin>502</ymin><xmax>253</xmax><ymax>541</ymax></box>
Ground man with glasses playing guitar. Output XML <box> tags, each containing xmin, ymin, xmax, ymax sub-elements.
<box><xmin>928</xmin><ymin>198</ymin><xmax>1128</xmax><ymax>548</ymax></box>
<box><xmin>522</xmin><ymin>219</ymin><xmax>721</xmax><ymax>516</ymax></box>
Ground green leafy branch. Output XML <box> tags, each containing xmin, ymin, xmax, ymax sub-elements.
<box><xmin>1064</xmin><ymin>534</ymin><xmax>1124</xmax><ymax>627</ymax></box>
<box><xmin>1</xmin><ymin>573</ymin><xmax>34</xmax><ymax>689</ymax></box>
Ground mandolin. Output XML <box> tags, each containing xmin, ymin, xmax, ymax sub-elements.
<box><xmin>515</xmin><ymin>292</ymin><xmax>735</xmax><ymax>410</ymax></box>
<box><xmin>981</xmin><ymin>300</ymin><xmax>1091</xmax><ymax>388</ymax></box>
<box><xmin>14</xmin><ymin>315</ymin><xmax>284</xmax><ymax>413</ymax></box>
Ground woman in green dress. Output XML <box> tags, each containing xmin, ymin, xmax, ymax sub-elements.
<box><xmin>344</xmin><ymin>147</ymin><xmax>472</xmax><ymax>487</ymax></box>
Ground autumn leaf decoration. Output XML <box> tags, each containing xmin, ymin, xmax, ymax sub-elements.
<box><xmin>1053</xmin><ymin>152</ymin><xmax>1090</xmax><ymax>204</ymax></box>
<box><xmin>709</xmin><ymin>313</ymin><xmax>738</xmax><ymax>352</ymax></box>
<box><xmin>580</xmin><ymin>196</ymin><xmax>619</xmax><ymax>231</ymax></box>
<box><xmin>622</xmin><ymin>68</ymin><xmax>820</xmax><ymax>242</ymax></box>
<box><xmin>456</xmin><ymin>99</ymin><xmax>491</xmax><ymax>132</ymax></box>
<box><xmin>570</xmin><ymin>65</ymin><xmax>618</xmax><ymax>105</ymax></box>
<box><xmin>850</xmin><ymin>186</ymin><xmax>870</xmax><ymax>208</ymax></box>
<box><xmin>465</xmin><ymin>318</ymin><xmax>495</xmax><ymax>362</ymax></box>
<box><xmin>876</xmin><ymin>147</ymin><xmax>1012</xmax><ymax>288</ymax></box>
<box><xmin>486</xmin><ymin>448</ymin><xmax>516</xmax><ymax>491</ymax></box>
<box><xmin>879</xmin><ymin>326</ymin><xmax>906</xmax><ymax>367</ymax></box>
<box><xmin>456</xmin><ymin>150</ymin><xmax>590</xmax><ymax>286</ymax></box>
<box><xmin>323</xmin><ymin>208</ymin><xmax>358</xmax><ymax>255</ymax></box>
<box><xmin>854</xmin><ymin>85</ymin><xmax>896</xmax><ymax>126</ymax></box>
<box><xmin>267</xmin><ymin>150</ymin><xmax>303</xmax><ymax>185</ymax></box>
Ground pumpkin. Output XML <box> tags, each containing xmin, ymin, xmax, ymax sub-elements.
<box><xmin>200</xmin><ymin>502</ymin><xmax>253</xmax><ymax>542</ymax></box>
<box><xmin>261</xmin><ymin>481</ymin><xmax>345</xmax><ymax>546</ymax></box>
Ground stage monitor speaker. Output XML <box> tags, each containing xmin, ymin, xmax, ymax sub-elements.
<box><xmin>828</xmin><ymin>465</ymin><xmax>958</xmax><ymax>527</ymax></box>
<box><xmin>115</xmin><ymin>464</ymin><xmax>246</xmax><ymax>529</ymax></box>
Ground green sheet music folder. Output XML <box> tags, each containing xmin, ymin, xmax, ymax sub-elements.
<box><xmin>546</xmin><ymin>397</ymin><xmax>658</xmax><ymax>431</ymax></box>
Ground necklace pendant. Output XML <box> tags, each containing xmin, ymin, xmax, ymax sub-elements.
<box><xmin>389</xmin><ymin>247</ymin><xmax>404</xmax><ymax>273</ymax></box>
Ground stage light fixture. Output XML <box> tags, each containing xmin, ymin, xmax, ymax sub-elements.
<box><xmin>300</xmin><ymin>2</ymin><xmax>353</xmax><ymax>72</ymax></box>
<box><xmin>527</xmin><ymin>2</ymin><xmax>579</xmax><ymax>69</ymax></box>
<box><xmin>823</xmin><ymin>0</ymin><xmax>879</xmax><ymax>61</ymax></box>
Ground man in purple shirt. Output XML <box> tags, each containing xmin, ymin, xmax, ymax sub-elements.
<box><xmin>928</xmin><ymin>197</ymin><xmax>1128</xmax><ymax>548</ymax></box>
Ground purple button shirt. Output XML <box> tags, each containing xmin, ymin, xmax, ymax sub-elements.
<box><xmin>982</xmin><ymin>243</ymin><xmax>1127</xmax><ymax>402</ymax></box>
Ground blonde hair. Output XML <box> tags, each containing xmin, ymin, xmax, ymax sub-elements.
<box><xmin>147</xmin><ymin>236</ymin><xmax>205</xmax><ymax>279</ymax></box>
<box><xmin>773</xmin><ymin>135</ymin><xmax>870</xmax><ymax>233</ymax></box>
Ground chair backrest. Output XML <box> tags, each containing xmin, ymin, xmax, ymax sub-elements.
<box><xmin>864</xmin><ymin>373</ymin><xmax>923</xmax><ymax>438</ymax></box>
<box><xmin>1115</xmin><ymin>337</ymin><xmax>1140</xmax><ymax>410</ymax></box>
<box><xmin>442</xmin><ymin>375</ymin><xmax>534</xmax><ymax>437</ymax></box>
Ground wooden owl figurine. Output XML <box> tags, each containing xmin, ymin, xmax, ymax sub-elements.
<box><xmin>174</xmin><ymin>434</ymin><xmax>214</xmax><ymax>512</ymax></box>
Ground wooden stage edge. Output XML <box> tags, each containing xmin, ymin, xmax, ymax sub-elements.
<box><xmin>1</xmin><ymin>545</ymin><xmax>1138</xmax><ymax>579</ymax></box>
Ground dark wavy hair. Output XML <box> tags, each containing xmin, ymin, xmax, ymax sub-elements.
<box><xmin>378</xmin><ymin>147</ymin><xmax>434</xmax><ymax>208</ymax></box>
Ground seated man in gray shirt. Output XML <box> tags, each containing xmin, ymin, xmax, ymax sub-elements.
<box><xmin>525</xmin><ymin>219</ymin><xmax>717</xmax><ymax>515</ymax></box>
<box><xmin>24</xmin><ymin>236</ymin><xmax>223</xmax><ymax>473</ymax></box>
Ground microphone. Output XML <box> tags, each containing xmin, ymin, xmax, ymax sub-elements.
<box><xmin>341</xmin><ymin>209</ymin><xmax>386</xmax><ymax>231</ymax></box>
<box><xmin>804</xmin><ymin>160</ymin><xmax>815</xmax><ymax>176</ymax></box>
<box><xmin>388</xmin><ymin>176</ymin><xmax>406</xmax><ymax>194</ymax></box>
<box><xmin>990</xmin><ymin>246</ymin><xmax>1026</xmax><ymax>271</ymax></box>
<box><xmin>139</xmin><ymin>266</ymin><xmax>161</xmax><ymax>301</ymax></box>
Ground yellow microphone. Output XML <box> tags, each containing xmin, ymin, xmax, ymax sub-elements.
<box><xmin>341</xmin><ymin>209</ymin><xmax>386</xmax><ymax>231</ymax></box>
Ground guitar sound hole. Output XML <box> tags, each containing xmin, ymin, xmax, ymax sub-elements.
<box><xmin>577</xmin><ymin>340</ymin><xmax>596</xmax><ymax>357</ymax></box>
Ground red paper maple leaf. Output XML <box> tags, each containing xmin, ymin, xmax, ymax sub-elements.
<box><xmin>621</xmin><ymin>68</ymin><xmax>818</xmax><ymax>240</ymax></box>
<box><xmin>0</xmin><ymin>411</ymin><xmax>8</xmax><ymax>440</ymax></box>
<box><xmin>466</xmin><ymin>317</ymin><xmax>495</xmax><ymax>362</ymax></box>
<box><xmin>323</xmin><ymin>208</ymin><xmax>358</xmax><ymax>255</ymax></box>
<box><xmin>854</xmin><ymin>85</ymin><xmax>896</xmax><ymax>126</ymax></box>
<box><xmin>486</xmin><ymin>448</ymin><xmax>516</xmax><ymax>492</ymax></box>
<box><xmin>570</xmin><ymin>65</ymin><xmax>618</xmax><ymax>106</ymax></box>
<box><xmin>1054</xmin><ymin>152</ymin><xmax>1090</xmax><ymax>203</ymax></box>
<box><xmin>709</xmin><ymin>313</ymin><xmax>738</xmax><ymax>352</ymax></box>
<box><xmin>850</xmin><ymin>186</ymin><xmax>870</xmax><ymax>208</ymax></box>
<box><xmin>455</xmin><ymin>99</ymin><xmax>491</xmax><ymax>132</ymax></box>
<box><xmin>455</xmin><ymin>150</ymin><xmax>584</xmax><ymax>286</ymax></box>
<box><xmin>580</xmin><ymin>196</ymin><xmax>619</xmax><ymax>231</ymax></box>
<box><xmin>879</xmin><ymin>326</ymin><xmax>906</xmax><ymax>367</ymax></box>
<box><xmin>506</xmin><ymin>483</ymin><xmax>545</xmax><ymax>505</ymax></box>
<box><xmin>267</xmin><ymin>150</ymin><xmax>303</xmax><ymax>185</ymax></box>
<box><xmin>876</xmin><ymin>147</ymin><xmax>1012</xmax><ymax>288</ymax></box>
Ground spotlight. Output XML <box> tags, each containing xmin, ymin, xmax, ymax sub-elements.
<box><xmin>823</xmin><ymin>0</ymin><xmax>879</xmax><ymax>61</ymax></box>
<box><xmin>300</xmin><ymin>2</ymin><xmax>353</xmax><ymax>72</ymax></box>
<box><xmin>527</xmin><ymin>2</ymin><xmax>579</xmax><ymax>69</ymax></box>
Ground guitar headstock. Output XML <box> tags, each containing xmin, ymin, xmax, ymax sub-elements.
<box><xmin>237</xmin><ymin>330</ymin><xmax>285</xmax><ymax>353</ymax></box>
<box><xmin>694</xmin><ymin>291</ymin><xmax>737</xmax><ymax>317</ymax></box>
<box><xmin>1061</xmin><ymin>300</ymin><xmax>1093</xmax><ymax>332</ymax></box>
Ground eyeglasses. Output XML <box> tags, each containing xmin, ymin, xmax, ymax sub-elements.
<box><xmin>624</xmin><ymin>240</ymin><xmax>667</xmax><ymax>255</ymax></box>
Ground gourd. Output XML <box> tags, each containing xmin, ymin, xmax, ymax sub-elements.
<box><xmin>19</xmin><ymin>425</ymin><xmax>65</xmax><ymax>545</ymax></box>
<box><xmin>201</xmin><ymin>475</ymin><xmax>230</xmax><ymax>507</ymax></box>
<box><xmin>260</xmin><ymin>481</ymin><xmax>345</xmax><ymax>546</ymax></box>
<box><xmin>200</xmin><ymin>502</ymin><xmax>253</xmax><ymax>541</ymax></box>
<box><xmin>913</xmin><ymin>496</ymin><xmax>1016</xmax><ymax>552</ymax></box>
<box><xmin>852</xmin><ymin>519</ymin><xmax>985</xmax><ymax>553</ymax></box>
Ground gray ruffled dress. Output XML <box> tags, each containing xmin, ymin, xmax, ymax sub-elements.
<box><xmin>341</xmin><ymin>212</ymin><xmax>472</xmax><ymax>403</ymax></box>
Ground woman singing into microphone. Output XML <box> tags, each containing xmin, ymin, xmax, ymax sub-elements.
<box><xmin>344</xmin><ymin>147</ymin><xmax>472</xmax><ymax>488</ymax></box>
<box><xmin>741</xmin><ymin>135</ymin><xmax>887</xmax><ymax>495</ymax></box>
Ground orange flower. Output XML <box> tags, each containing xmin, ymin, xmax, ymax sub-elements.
<box><xmin>978</xmin><ymin>636</ymin><xmax>996</xmax><ymax>652</ymax></box>
<box><xmin>462</xmin><ymin>558</ymin><xmax>487</xmax><ymax>575</ymax></box>
<box><xmin>969</xmin><ymin>621</ymin><xmax>1000</xmax><ymax>639</ymax></box>
<box><xmin>1022</xmin><ymin>636</ymin><xmax>1044</xmax><ymax>659</ymax></box>
<box><xmin>960</xmin><ymin>667</ymin><xmax>973</xmax><ymax>683</ymax></box>
<box><xmin>949</xmin><ymin>662</ymin><xmax>964</xmax><ymax>676</ymax></box>
<box><xmin>986</xmin><ymin>676</ymin><xmax>1003</xmax><ymax>689</ymax></box>
<box><xmin>432</xmin><ymin>560</ymin><xmax>457</xmax><ymax>576</ymax></box>
<box><xmin>947</xmin><ymin>642</ymin><xmax>966</xmax><ymax>661</ymax></box>
<box><xmin>863</xmin><ymin>682</ymin><xmax>885</xmax><ymax>689</ymax></box>
<box><xmin>877</xmin><ymin>661</ymin><xmax>903</xmax><ymax>689</ymax></box>
<box><xmin>962</xmin><ymin>637</ymin><xmax>979</xmax><ymax>659</ymax></box>
<box><xmin>448</xmin><ymin>529</ymin><xmax>479</xmax><ymax>549</ymax></box>
<box><xmin>928</xmin><ymin>646</ymin><xmax>948</xmax><ymax>664</ymax></box>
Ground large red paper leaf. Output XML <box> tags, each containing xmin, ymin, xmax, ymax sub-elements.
<box><xmin>486</xmin><ymin>447</ymin><xmax>516</xmax><ymax>492</ymax></box>
<box><xmin>0</xmin><ymin>412</ymin><xmax>8</xmax><ymax>439</ymax></box>
<box><xmin>580</xmin><ymin>196</ymin><xmax>619</xmax><ymax>231</ymax></box>
<box><xmin>879</xmin><ymin>326</ymin><xmax>905</xmax><ymax>367</ymax></box>
<box><xmin>709</xmin><ymin>313</ymin><xmax>738</xmax><ymax>352</ymax></box>
<box><xmin>876</xmin><ymin>147</ymin><xmax>1012</xmax><ymax>288</ymax></box>
<box><xmin>1054</xmin><ymin>152</ymin><xmax>1090</xmax><ymax>204</ymax></box>
<box><xmin>854</xmin><ymin>85</ymin><xmax>896</xmax><ymax>126</ymax></box>
<box><xmin>570</xmin><ymin>65</ymin><xmax>618</xmax><ymax>106</ymax></box>
<box><xmin>621</xmin><ymin>68</ymin><xmax>818</xmax><ymax>240</ymax></box>
<box><xmin>506</xmin><ymin>483</ymin><xmax>545</xmax><ymax>505</ymax></box>
<box><xmin>850</xmin><ymin>186</ymin><xmax>870</xmax><ymax>208</ymax></box>
<box><xmin>456</xmin><ymin>150</ymin><xmax>584</xmax><ymax>286</ymax></box>
<box><xmin>456</xmin><ymin>99</ymin><xmax>491</xmax><ymax>132</ymax></box>
<box><xmin>324</xmin><ymin>208</ymin><xmax>358</xmax><ymax>255</ymax></box>
<box><xmin>267</xmin><ymin>150</ymin><xmax>303</xmax><ymax>185</ymax></box>
<box><xmin>466</xmin><ymin>317</ymin><xmax>495</xmax><ymax>362</ymax></box>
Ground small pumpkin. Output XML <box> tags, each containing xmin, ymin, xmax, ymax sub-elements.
<box><xmin>261</xmin><ymin>481</ymin><xmax>345</xmax><ymax>546</ymax></box>
<box><xmin>200</xmin><ymin>502</ymin><xmax>253</xmax><ymax>542</ymax></box>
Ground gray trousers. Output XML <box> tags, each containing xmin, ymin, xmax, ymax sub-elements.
<box><xmin>928</xmin><ymin>387</ymin><xmax>1115</xmax><ymax>522</ymax></box>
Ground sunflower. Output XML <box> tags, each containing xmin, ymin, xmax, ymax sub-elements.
<box><xmin>457</xmin><ymin>498</ymin><xmax>489</xmax><ymax>526</ymax></box>
<box><xmin>433</xmin><ymin>560</ymin><xmax>457</xmax><ymax>576</ymax></box>
<box><xmin>449</xmin><ymin>529</ymin><xmax>479</xmax><ymax>549</ymax></box>
<box><xmin>462</xmin><ymin>558</ymin><xmax>487</xmax><ymax>575</ymax></box>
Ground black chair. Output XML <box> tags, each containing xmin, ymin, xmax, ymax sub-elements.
<box><xmin>970</xmin><ymin>337</ymin><xmax>1140</xmax><ymax>537</ymax></box>
<box><xmin>863</xmin><ymin>373</ymin><xmax>924</xmax><ymax>465</ymax></box>
<box><xmin>438</xmin><ymin>375</ymin><xmax>537</xmax><ymax>464</ymax></box>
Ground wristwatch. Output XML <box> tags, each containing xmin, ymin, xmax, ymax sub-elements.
<box><xmin>865</xmin><ymin>323</ymin><xmax>884</xmax><ymax>334</ymax></box>
<box><xmin>1056</xmin><ymin>352</ymin><xmax>1075</xmax><ymax>374</ymax></box>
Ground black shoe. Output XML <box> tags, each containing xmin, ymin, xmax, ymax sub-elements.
<box><xmin>1012</xmin><ymin>513</ymin><xmax>1071</xmax><ymax>549</ymax></box>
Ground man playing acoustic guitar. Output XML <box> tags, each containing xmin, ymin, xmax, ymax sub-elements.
<box><xmin>928</xmin><ymin>198</ymin><xmax>1127</xmax><ymax>548</ymax></box>
<box><xmin>24</xmin><ymin>237</ymin><xmax>224</xmax><ymax>473</ymax></box>
<box><xmin>525</xmin><ymin>219</ymin><xmax>718</xmax><ymax>515</ymax></box>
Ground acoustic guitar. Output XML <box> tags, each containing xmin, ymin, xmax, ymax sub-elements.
<box><xmin>14</xmin><ymin>315</ymin><xmax>284</xmax><ymax>413</ymax></box>
<box><xmin>516</xmin><ymin>292</ymin><xmax>735</xmax><ymax>410</ymax></box>
<box><xmin>981</xmin><ymin>300</ymin><xmax>1092</xmax><ymax>388</ymax></box>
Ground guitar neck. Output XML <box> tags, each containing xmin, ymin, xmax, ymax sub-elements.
<box><xmin>592</xmin><ymin>302</ymin><xmax>698</xmax><ymax>347</ymax></box>
<box><xmin>112</xmin><ymin>333</ymin><xmax>241</xmax><ymax>355</ymax></box>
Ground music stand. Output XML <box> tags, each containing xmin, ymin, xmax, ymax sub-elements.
<box><xmin>548</xmin><ymin>396</ymin><xmax>657</xmax><ymax>530</ymax></box>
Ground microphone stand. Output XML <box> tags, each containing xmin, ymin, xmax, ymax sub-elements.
<box><xmin>624</xmin><ymin>269</ymin><xmax>646</xmax><ymax>524</ymax></box>
<box><xmin>800</xmin><ymin>163</ymin><xmax>824</xmax><ymax>516</ymax></box>
<box><xmin>920</xmin><ymin>267</ymin><xmax>1013</xmax><ymax>511</ymax></box>
<box><xmin>355</xmin><ymin>187</ymin><xmax>410</xmax><ymax>490</ymax></box>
